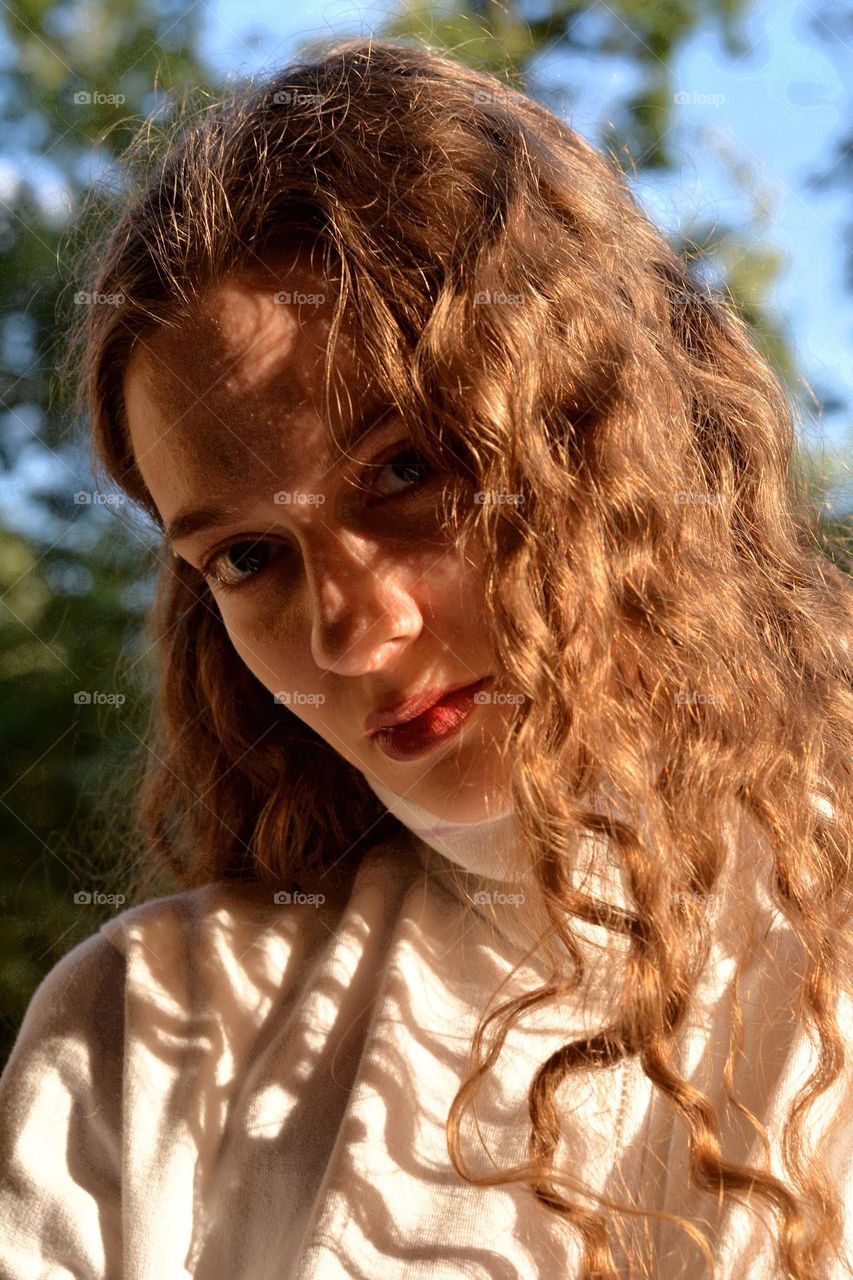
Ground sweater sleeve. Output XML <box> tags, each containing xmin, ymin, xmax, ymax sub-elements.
<box><xmin>0</xmin><ymin>930</ymin><xmax>125</xmax><ymax>1280</ymax></box>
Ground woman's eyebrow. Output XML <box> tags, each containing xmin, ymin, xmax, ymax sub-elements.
<box><xmin>166</xmin><ymin>503</ymin><xmax>242</xmax><ymax>545</ymax></box>
<box><xmin>332</xmin><ymin>400</ymin><xmax>400</xmax><ymax>457</ymax></box>
<box><xmin>165</xmin><ymin>402</ymin><xmax>402</xmax><ymax>546</ymax></box>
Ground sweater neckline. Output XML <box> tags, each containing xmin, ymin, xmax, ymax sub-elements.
<box><xmin>361</xmin><ymin>773</ymin><xmax>519</xmax><ymax>882</ymax></box>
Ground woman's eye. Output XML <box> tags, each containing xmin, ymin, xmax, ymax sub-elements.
<box><xmin>201</xmin><ymin>540</ymin><xmax>284</xmax><ymax>591</ymax></box>
<box><xmin>200</xmin><ymin>446</ymin><xmax>437</xmax><ymax>593</ymax></box>
<box><xmin>370</xmin><ymin>446</ymin><xmax>437</xmax><ymax>499</ymax></box>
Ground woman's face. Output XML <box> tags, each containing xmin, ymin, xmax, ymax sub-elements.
<box><xmin>122</xmin><ymin>249</ymin><xmax>515</xmax><ymax>823</ymax></box>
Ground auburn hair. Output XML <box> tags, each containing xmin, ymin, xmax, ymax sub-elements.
<box><xmin>64</xmin><ymin>35</ymin><xmax>853</xmax><ymax>1279</ymax></box>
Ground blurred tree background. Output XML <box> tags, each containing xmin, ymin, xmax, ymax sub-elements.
<box><xmin>1</xmin><ymin>0</ymin><xmax>851</xmax><ymax>1065</ymax></box>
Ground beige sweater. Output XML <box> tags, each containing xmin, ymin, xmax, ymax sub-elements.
<box><xmin>0</xmin><ymin>786</ymin><xmax>851</xmax><ymax>1279</ymax></box>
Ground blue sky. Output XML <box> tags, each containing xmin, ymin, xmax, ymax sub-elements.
<box><xmin>1</xmin><ymin>0</ymin><xmax>852</xmax><ymax>538</ymax></box>
<box><xmin>196</xmin><ymin>0</ymin><xmax>853</xmax><ymax>459</ymax></box>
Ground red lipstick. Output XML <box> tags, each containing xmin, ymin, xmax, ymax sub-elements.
<box><xmin>369</xmin><ymin>676</ymin><xmax>492</xmax><ymax>762</ymax></box>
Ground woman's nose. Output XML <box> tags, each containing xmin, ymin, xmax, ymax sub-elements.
<box><xmin>303</xmin><ymin>532</ymin><xmax>424</xmax><ymax>676</ymax></box>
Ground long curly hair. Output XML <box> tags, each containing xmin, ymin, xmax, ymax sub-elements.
<box><xmin>64</xmin><ymin>35</ymin><xmax>853</xmax><ymax>1280</ymax></box>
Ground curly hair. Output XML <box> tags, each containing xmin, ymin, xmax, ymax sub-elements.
<box><xmin>63</xmin><ymin>35</ymin><xmax>853</xmax><ymax>1280</ymax></box>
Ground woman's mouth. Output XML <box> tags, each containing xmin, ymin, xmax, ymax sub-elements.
<box><xmin>370</xmin><ymin>676</ymin><xmax>492</xmax><ymax>762</ymax></box>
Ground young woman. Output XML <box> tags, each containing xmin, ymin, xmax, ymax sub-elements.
<box><xmin>1</xmin><ymin>35</ymin><xmax>851</xmax><ymax>1280</ymax></box>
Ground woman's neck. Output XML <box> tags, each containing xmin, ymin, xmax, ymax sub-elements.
<box><xmin>362</xmin><ymin>775</ymin><xmax>519</xmax><ymax>882</ymax></box>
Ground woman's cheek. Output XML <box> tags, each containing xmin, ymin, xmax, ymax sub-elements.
<box><xmin>216</xmin><ymin>601</ymin><xmax>301</xmax><ymax>696</ymax></box>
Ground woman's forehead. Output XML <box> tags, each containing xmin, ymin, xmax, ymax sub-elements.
<box><xmin>122</xmin><ymin>282</ymin><xmax>392</xmax><ymax>511</ymax></box>
<box><xmin>129</xmin><ymin>272</ymin><xmax>342</xmax><ymax>399</ymax></box>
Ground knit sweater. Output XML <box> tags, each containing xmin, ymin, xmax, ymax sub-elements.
<box><xmin>0</xmin><ymin>779</ymin><xmax>851</xmax><ymax>1279</ymax></box>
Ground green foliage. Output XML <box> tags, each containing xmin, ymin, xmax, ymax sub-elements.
<box><xmin>0</xmin><ymin>0</ymin><xmax>215</xmax><ymax>1063</ymax></box>
<box><xmin>0</xmin><ymin>0</ymin><xmax>849</xmax><ymax>1067</ymax></box>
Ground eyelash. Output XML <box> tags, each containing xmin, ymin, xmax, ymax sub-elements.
<box><xmin>198</xmin><ymin>444</ymin><xmax>437</xmax><ymax>593</ymax></box>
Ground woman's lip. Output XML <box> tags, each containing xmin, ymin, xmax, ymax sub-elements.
<box><xmin>370</xmin><ymin>678</ymin><xmax>491</xmax><ymax>762</ymax></box>
<box><xmin>365</xmin><ymin>676</ymin><xmax>492</xmax><ymax>735</ymax></box>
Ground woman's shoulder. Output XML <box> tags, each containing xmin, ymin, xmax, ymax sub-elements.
<box><xmin>0</xmin><ymin>928</ymin><xmax>126</xmax><ymax>1276</ymax></box>
<box><xmin>82</xmin><ymin>829</ymin><xmax>442</xmax><ymax>1025</ymax></box>
<box><xmin>96</xmin><ymin>827</ymin><xmax>426</xmax><ymax>963</ymax></box>
<box><xmin>2</xmin><ymin>928</ymin><xmax>126</xmax><ymax>1083</ymax></box>
<box><xmin>0</xmin><ymin>828</ymin><xmax>430</xmax><ymax>1123</ymax></box>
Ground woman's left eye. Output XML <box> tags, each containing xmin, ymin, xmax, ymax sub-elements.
<box><xmin>200</xmin><ymin>446</ymin><xmax>437</xmax><ymax>593</ymax></box>
<box><xmin>200</xmin><ymin>540</ymin><xmax>284</xmax><ymax>591</ymax></box>
<box><xmin>369</xmin><ymin>446</ymin><xmax>437</xmax><ymax>499</ymax></box>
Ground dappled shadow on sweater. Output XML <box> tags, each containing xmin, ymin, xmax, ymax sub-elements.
<box><xmin>97</xmin><ymin>823</ymin><xmax>828</xmax><ymax>1280</ymax></box>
